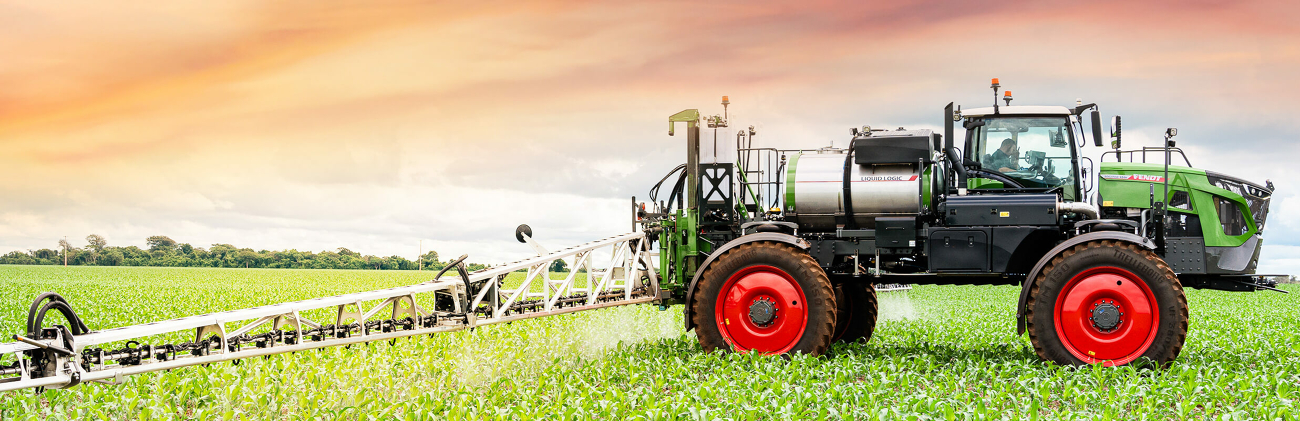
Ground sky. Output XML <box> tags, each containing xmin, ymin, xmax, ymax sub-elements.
<box><xmin>2</xmin><ymin>0</ymin><xmax>1298</xmax><ymax>273</ymax></box>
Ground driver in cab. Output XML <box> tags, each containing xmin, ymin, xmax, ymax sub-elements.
<box><xmin>986</xmin><ymin>138</ymin><xmax>1019</xmax><ymax>173</ymax></box>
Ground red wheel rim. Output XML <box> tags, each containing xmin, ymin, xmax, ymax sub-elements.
<box><xmin>715</xmin><ymin>265</ymin><xmax>808</xmax><ymax>353</ymax></box>
<box><xmin>1053</xmin><ymin>266</ymin><xmax>1159</xmax><ymax>366</ymax></box>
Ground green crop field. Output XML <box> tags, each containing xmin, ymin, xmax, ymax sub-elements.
<box><xmin>1</xmin><ymin>265</ymin><xmax>1297</xmax><ymax>420</ymax></box>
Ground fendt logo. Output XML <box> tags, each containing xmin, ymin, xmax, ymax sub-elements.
<box><xmin>1100</xmin><ymin>174</ymin><xmax>1165</xmax><ymax>183</ymax></box>
<box><xmin>857</xmin><ymin>175</ymin><xmax>919</xmax><ymax>182</ymax></box>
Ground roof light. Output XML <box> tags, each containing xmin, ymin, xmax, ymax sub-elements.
<box><xmin>1003</xmin><ymin>90</ymin><xmax>1013</xmax><ymax>106</ymax></box>
<box><xmin>991</xmin><ymin>78</ymin><xmax>1004</xmax><ymax>113</ymax></box>
<box><xmin>720</xmin><ymin>96</ymin><xmax>730</xmax><ymax>124</ymax></box>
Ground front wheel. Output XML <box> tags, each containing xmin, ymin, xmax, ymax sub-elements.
<box><xmin>691</xmin><ymin>242</ymin><xmax>836</xmax><ymax>355</ymax></box>
<box><xmin>1026</xmin><ymin>240</ymin><xmax>1188</xmax><ymax>367</ymax></box>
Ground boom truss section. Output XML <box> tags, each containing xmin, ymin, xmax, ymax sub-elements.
<box><xmin>0</xmin><ymin>232</ymin><xmax>659</xmax><ymax>392</ymax></box>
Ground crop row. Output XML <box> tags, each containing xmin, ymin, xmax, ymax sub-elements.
<box><xmin>0</xmin><ymin>265</ymin><xmax>1296</xmax><ymax>419</ymax></box>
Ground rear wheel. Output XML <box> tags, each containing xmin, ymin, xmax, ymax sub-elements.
<box><xmin>692</xmin><ymin>242</ymin><xmax>836</xmax><ymax>355</ymax></box>
<box><xmin>833</xmin><ymin>282</ymin><xmax>878</xmax><ymax>344</ymax></box>
<box><xmin>1026</xmin><ymin>240</ymin><xmax>1188</xmax><ymax>367</ymax></box>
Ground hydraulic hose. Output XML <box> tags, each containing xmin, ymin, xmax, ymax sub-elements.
<box><xmin>842</xmin><ymin>147</ymin><xmax>858</xmax><ymax>229</ymax></box>
<box><xmin>26</xmin><ymin>292</ymin><xmax>90</xmax><ymax>337</ymax></box>
<box><xmin>651</xmin><ymin>164</ymin><xmax>689</xmax><ymax>213</ymax></box>
<box><xmin>433</xmin><ymin>254</ymin><xmax>476</xmax><ymax>312</ymax></box>
<box><xmin>947</xmin><ymin>147</ymin><xmax>968</xmax><ymax>190</ymax></box>
<box><xmin>665</xmin><ymin>171</ymin><xmax>687</xmax><ymax>213</ymax></box>
<box><xmin>770</xmin><ymin>160</ymin><xmax>786</xmax><ymax>211</ymax></box>
<box><xmin>648</xmin><ymin>164</ymin><xmax>686</xmax><ymax>203</ymax></box>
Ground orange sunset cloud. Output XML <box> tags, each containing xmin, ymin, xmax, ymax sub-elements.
<box><xmin>1</xmin><ymin>0</ymin><xmax>1298</xmax><ymax>271</ymax></box>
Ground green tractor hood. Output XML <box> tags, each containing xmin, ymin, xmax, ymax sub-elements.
<box><xmin>1098</xmin><ymin>162</ymin><xmax>1274</xmax><ymax>246</ymax></box>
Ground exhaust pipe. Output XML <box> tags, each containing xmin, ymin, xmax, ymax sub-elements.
<box><xmin>1058</xmin><ymin>201</ymin><xmax>1099</xmax><ymax>220</ymax></box>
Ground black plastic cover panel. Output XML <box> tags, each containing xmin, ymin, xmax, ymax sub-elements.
<box><xmin>1206</xmin><ymin>234</ymin><xmax>1261</xmax><ymax>274</ymax></box>
<box><xmin>928</xmin><ymin>229</ymin><xmax>990</xmax><ymax>272</ymax></box>
<box><xmin>943</xmin><ymin>194</ymin><xmax>1059</xmax><ymax>226</ymax></box>
<box><xmin>854</xmin><ymin>135</ymin><xmax>932</xmax><ymax>165</ymax></box>
<box><xmin>875</xmin><ymin>217</ymin><xmax>917</xmax><ymax>248</ymax></box>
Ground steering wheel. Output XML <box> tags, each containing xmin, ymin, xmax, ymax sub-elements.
<box><xmin>966</xmin><ymin>168</ymin><xmax>1026</xmax><ymax>189</ymax></box>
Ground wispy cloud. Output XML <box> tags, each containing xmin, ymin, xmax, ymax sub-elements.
<box><xmin>0</xmin><ymin>0</ymin><xmax>1296</xmax><ymax>269</ymax></box>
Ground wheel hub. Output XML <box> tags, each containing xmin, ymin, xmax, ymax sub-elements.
<box><xmin>1090</xmin><ymin>300</ymin><xmax>1123</xmax><ymax>332</ymax></box>
<box><xmin>748</xmin><ymin>297</ymin><xmax>778</xmax><ymax>327</ymax></box>
<box><xmin>715</xmin><ymin>264</ymin><xmax>810</xmax><ymax>354</ymax></box>
<box><xmin>1054</xmin><ymin>266</ymin><xmax>1159</xmax><ymax>366</ymax></box>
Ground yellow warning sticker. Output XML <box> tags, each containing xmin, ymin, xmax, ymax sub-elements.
<box><xmin>999</xmin><ymin>211</ymin><xmax>1010</xmax><ymax>217</ymax></box>
<box><xmin>1088</xmin><ymin>350</ymin><xmax>1096</xmax><ymax>356</ymax></box>
<box><xmin>725</xmin><ymin>319</ymin><xmax>730</xmax><ymax>325</ymax></box>
<box><xmin>1103</xmin><ymin>200</ymin><xmax>1114</xmax><ymax>206</ymax></box>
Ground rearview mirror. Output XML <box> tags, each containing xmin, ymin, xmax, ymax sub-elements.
<box><xmin>1110</xmin><ymin>115</ymin><xmax>1122</xmax><ymax>150</ymax></box>
<box><xmin>1090</xmin><ymin>110</ymin><xmax>1103</xmax><ymax>147</ymax></box>
<box><xmin>1050</xmin><ymin>129</ymin><xmax>1067</xmax><ymax>147</ymax></box>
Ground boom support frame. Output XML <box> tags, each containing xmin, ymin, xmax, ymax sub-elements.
<box><xmin>0</xmin><ymin>232</ymin><xmax>659</xmax><ymax>392</ymax></box>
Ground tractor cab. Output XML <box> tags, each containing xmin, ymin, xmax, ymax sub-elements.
<box><xmin>956</xmin><ymin>106</ymin><xmax>1082</xmax><ymax>201</ymax></box>
<box><xmin>942</xmin><ymin>79</ymin><xmax>1106</xmax><ymax>205</ymax></box>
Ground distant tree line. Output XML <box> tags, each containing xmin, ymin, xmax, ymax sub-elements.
<box><xmin>0</xmin><ymin>235</ymin><xmax>488</xmax><ymax>271</ymax></box>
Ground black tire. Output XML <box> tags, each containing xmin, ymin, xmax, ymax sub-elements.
<box><xmin>691</xmin><ymin>242</ymin><xmax>836</xmax><ymax>355</ymax></box>
<box><xmin>1026</xmin><ymin>240</ymin><xmax>1188</xmax><ymax>367</ymax></box>
<box><xmin>832</xmin><ymin>282</ymin><xmax>878</xmax><ymax>344</ymax></box>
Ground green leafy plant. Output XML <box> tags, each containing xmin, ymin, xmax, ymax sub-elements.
<box><xmin>0</xmin><ymin>265</ymin><xmax>1295</xmax><ymax>419</ymax></box>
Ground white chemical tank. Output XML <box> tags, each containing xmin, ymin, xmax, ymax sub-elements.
<box><xmin>783</xmin><ymin>129</ymin><xmax>940</xmax><ymax>230</ymax></box>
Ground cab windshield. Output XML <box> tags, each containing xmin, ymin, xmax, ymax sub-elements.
<box><xmin>971</xmin><ymin>116</ymin><xmax>1077</xmax><ymax>200</ymax></box>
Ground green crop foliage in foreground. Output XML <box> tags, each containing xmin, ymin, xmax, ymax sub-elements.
<box><xmin>0</xmin><ymin>265</ymin><xmax>1297</xmax><ymax>420</ymax></box>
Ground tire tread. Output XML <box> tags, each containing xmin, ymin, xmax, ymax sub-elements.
<box><xmin>1026</xmin><ymin>240</ymin><xmax>1188</xmax><ymax>367</ymax></box>
<box><xmin>691</xmin><ymin>242</ymin><xmax>836</xmax><ymax>355</ymax></box>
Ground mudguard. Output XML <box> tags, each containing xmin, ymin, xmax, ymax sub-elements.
<box><xmin>682</xmin><ymin>232</ymin><xmax>811</xmax><ymax>331</ymax></box>
<box><xmin>1015</xmin><ymin>230</ymin><xmax>1156</xmax><ymax>335</ymax></box>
